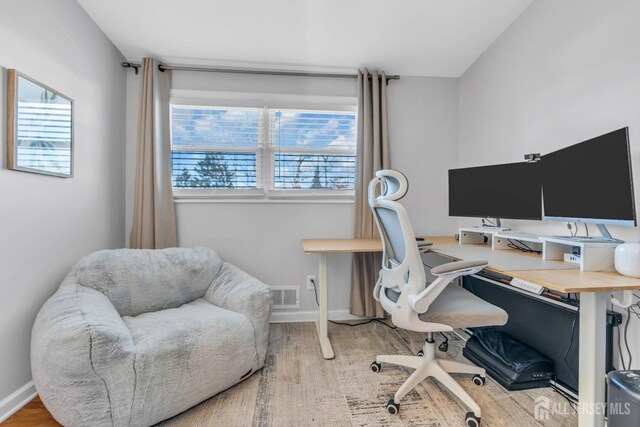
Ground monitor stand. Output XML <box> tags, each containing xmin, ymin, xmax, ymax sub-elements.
<box><xmin>471</xmin><ymin>218</ymin><xmax>510</xmax><ymax>232</ymax></box>
<box><xmin>553</xmin><ymin>224</ymin><xmax>624</xmax><ymax>244</ymax></box>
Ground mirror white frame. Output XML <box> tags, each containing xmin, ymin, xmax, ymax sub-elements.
<box><xmin>6</xmin><ymin>69</ymin><xmax>74</xmax><ymax>178</ymax></box>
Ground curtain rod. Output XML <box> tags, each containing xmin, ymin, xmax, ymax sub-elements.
<box><xmin>121</xmin><ymin>61</ymin><xmax>400</xmax><ymax>81</ymax></box>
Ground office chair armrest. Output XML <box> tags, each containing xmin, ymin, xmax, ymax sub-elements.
<box><xmin>407</xmin><ymin>260</ymin><xmax>488</xmax><ymax>313</ymax></box>
<box><xmin>430</xmin><ymin>260</ymin><xmax>488</xmax><ymax>276</ymax></box>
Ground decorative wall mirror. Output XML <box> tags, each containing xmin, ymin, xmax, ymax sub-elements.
<box><xmin>6</xmin><ymin>69</ymin><xmax>73</xmax><ymax>177</ymax></box>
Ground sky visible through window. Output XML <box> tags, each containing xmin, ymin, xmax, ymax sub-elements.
<box><xmin>171</xmin><ymin>106</ymin><xmax>357</xmax><ymax>190</ymax></box>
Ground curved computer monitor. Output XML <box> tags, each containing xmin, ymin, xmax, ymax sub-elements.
<box><xmin>541</xmin><ymin>127</ymin><xmax>637</xmax><ymax>228</ymax></box>
<box><xmin>448</xmin><ymin>162</ymin><xmax>542</xmax><ymax>221</ymax></box>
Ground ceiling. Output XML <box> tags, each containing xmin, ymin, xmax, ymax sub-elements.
<box><xmin>78</xmin><ymin>0</ymin><xmax>533</xmax><ymax>77</ymax></box>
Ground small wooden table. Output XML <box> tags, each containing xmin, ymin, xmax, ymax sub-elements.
<box><xmin>302</xmin><ymin>236</ymin><xmax>640</xmax><ymax>427</ymax></box>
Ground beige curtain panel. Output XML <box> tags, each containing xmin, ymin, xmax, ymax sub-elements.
<box><xmin>350</xmin><ymin>68</ymin><xmax>390</xmax><ymax>318</ymax></box>
<box><xmin>130</xmin><ymin>58</ymin><xmax>178</xmax><ymax>249</ymax></box>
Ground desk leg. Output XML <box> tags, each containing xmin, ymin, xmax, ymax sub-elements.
<box><xmin>578</xmin><ymin>292</ymin><xmax>608</xmax><ymax>427</ymax></box>
<box><xmin>315</xmin><ymin>253</ymin><xmax>334</xmax><ymax>359</ymax></box>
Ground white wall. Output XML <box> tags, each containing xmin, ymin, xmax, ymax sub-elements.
<box><xmin>0</xmin><ymin>0</ymin><xmax>126</xmax><ymax>404</ymax></box>
<box><xmin>459</xmin><ymin>0</ymin><xmax>640</xmax><ymax>366</ymax></box>
<box><xmin>125</xmin><ymin>72</ymin><xmax>459</xmax><ymax>315</ymax></box>
<box><xmin>390</xmin><ymin>76</ymin><xmax>459</xmax><ymax>235</ymax></box>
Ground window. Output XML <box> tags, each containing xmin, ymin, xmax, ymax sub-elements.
<box><xmin>271</xmin><ymin>109</ymin><xmax>357</xmax><ymax>191</ymax></box>
<box><xmin>171</xmin><ymin>106</ymin><xmax>263</xmax><ymax>190</ymax></box>
<box><xmin>170</xmin><ymin>102</ymin><xmax>357</xmax><ymax>197</ymax></box>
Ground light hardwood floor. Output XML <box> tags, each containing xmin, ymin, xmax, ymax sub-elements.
<box><xmin>5</xmin><ymin>322</ymin><xmax>577</xmax><ymax>426</ymax></box>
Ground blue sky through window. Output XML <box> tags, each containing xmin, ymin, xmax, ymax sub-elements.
<box><xmin>272</xmin><ymin>110</ymin><xmax>356</xmax><ymax>150</ymax></box>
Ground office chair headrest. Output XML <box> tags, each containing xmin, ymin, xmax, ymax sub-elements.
<box><xmin>375</xmin><ymin>170</ymin><xmax>409</xmax><ymax>201</ymax></box>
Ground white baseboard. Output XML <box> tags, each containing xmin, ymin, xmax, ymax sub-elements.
<box><xmin>0</xmin><ymin>381</ymin><xmax>37</xmax><ymax>423</ymax></box>
<box><xmin>270</xmin><ymin>309</ymin><xmax>366</xmax><ymax>323</ymax></box>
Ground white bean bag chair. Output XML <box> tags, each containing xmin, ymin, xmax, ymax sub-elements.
<box><xmin>31</xmin><ymin>247</ymin><xmax>271</xmax><ymax>426</ymax></box>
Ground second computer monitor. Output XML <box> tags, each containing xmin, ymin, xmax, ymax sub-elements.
<box><xmin>541</xmin><ymin>127</ymin><xmax>636</xmax><ymax>226</ymax></box>
<box><xmin>449</xmin><ymin>162</ymin><xmax>542</xmax><ymax>220</ymax></box>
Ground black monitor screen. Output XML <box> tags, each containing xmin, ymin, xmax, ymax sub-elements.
<box><xmin>541</xmin><ymin>127</ymin><xmax>636</xmax><ymax>225</ymax></box>
<box><xmin>449</xmin><ymin>162</ymin><xmax>542</xmax><ymax>220</ymax></box>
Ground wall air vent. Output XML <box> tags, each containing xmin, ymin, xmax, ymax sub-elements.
<box><xmin>270</xmin><ymin>286</ymin><xmax>300</xmax><ymax>309</ymax></box>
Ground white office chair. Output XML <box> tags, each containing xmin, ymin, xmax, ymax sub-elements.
<box><xmin>368</xmin><ymin>170</ymin><xmax>508</xmax><ymax>427</ymax></box>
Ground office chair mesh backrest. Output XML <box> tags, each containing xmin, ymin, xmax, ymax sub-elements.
<box><xmin>376</xmin><ymin>208</ymin><xmax>406</xmax><ymax>265</ymax></box>
<box><xmin>369</xmin><ymin>170</ymin><xmax>426</xmax><ymax>295</ymax></box>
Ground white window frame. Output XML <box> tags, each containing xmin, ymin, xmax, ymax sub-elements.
<box><xmin>170</xmin><ymin>90</ymin><xmax>358</xmax><ymax>202</ymax></box>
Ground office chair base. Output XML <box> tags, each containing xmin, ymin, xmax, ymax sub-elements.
<box><xmin>374</xmin><ymin>342</ymin><xmax>485</xmax><ymax>420</ymax></box>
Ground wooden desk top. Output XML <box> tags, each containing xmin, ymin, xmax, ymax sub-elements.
<box><xmin>302</xmin><ymin>238</ymin><xmax>384</xmax><ymax>254</ymax></box>
<box><xmin>301</xmin><ymin>236</ymin><xmax>640</xmax><ymax>293</ymax></box>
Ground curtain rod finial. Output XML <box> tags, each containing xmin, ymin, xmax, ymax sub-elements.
<box><xmin>122</xmin><ymin>61</ymin><xmax>140</xmax><ymax>75</ymax></box>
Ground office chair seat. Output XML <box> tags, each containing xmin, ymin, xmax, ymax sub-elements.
<box><xmin>385</xmin><ymin>285</ymin><xmax>508</xmax><ymax>329</ymax></box>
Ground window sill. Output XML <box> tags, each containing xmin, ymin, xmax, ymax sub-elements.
<box><xmin>173</xmin><ymin>189</ymin><xmax>355</xmax><ymax>204</ymax></box>
<box><xmin>173</xmin><ymin>198</ymin><xmax>354</xmax><ymax>204</ymax></box>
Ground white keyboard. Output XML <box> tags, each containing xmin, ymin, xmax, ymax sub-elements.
<box><xmin>510</xmin><ymin>277</ymin><xmax>545</xmax><ymax>295</ymax></box>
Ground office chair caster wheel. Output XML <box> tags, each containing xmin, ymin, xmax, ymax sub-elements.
<box><xmin>465</xmin><ymin>412</ymin><xmax>481</xmax><ymax>426</ymax></box>
<box><xmin>386</xmin><ymin>399</ymin><xmax>400</xmax><ymax>415</ymax></box>
<box><xmin>370</xmin><ymin>361</ymin><xmax>381</xmax><ymax>373</ymax></box>
<box><xmin>417</xmin><ymin>349</ymin><xmax>424</xmax><ymax>356</ymax></box>
<box><xmin>472</xmin><ymin>375</ymin><xmax>486</xmax><ymax>386</ymax></box>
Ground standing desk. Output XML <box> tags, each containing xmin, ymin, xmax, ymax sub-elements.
<box><xmin>301</xmin><ymin>238</ymin><xmax>384</xmax><ymax>360</ymax></box>
<box><xmin>301</xmin><ymin>236</ymin><xmax>640</xmax><ymax>427</ymax></box>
